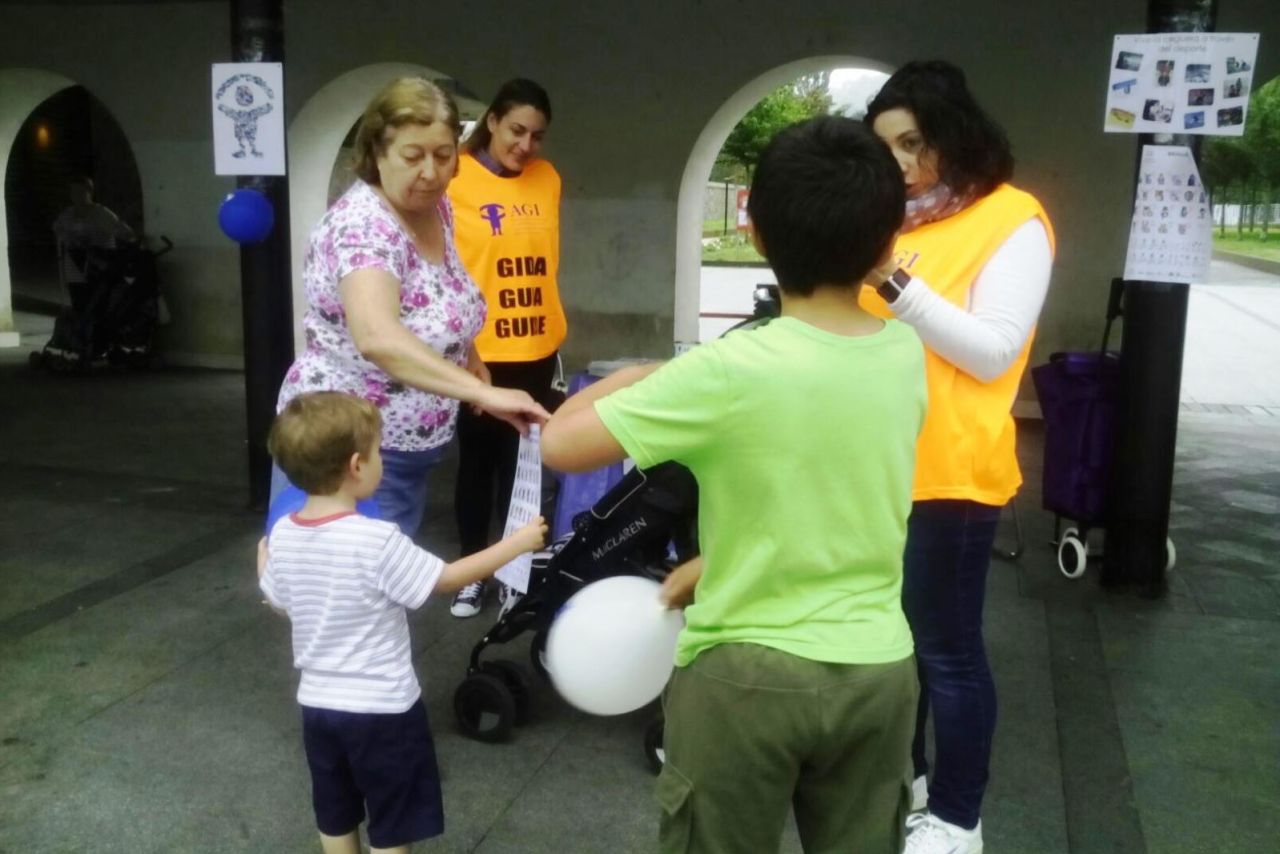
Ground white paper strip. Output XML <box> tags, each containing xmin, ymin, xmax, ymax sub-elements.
<box><xmin>494</xmin><ymin>425</ymin><xmax>543</xmax><ymax>593</ymax></box>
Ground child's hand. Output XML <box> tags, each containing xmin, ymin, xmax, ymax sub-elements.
<box><xmin>256</xmin><ymin>536</ymin><xmax>268</xmax><ymax>580</ymax></box>
<box><xmin>514</xmin><ymin>516</ymin><xmax>549</xmax><ymax>553</ymax></box>
<box><xmin>659</xmin><ymin>556</ymin><xmax>703</xmax><ymax>610</ymax></box>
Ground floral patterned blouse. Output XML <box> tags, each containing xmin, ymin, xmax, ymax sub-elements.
<box><xmin>276</xmin><ymin>180</ymin><xmax>487</xmax><ymax>451</ymax></box>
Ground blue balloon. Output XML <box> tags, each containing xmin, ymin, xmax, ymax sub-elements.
<box><xmin>266</xmin><ymin>484</ymin><xmax>382</xmax><ymax>534</ymax></box>
<box><xmin>218</xmin><ymin>188</ymin><xmax>275</xmax><ymax>244</ymax></box>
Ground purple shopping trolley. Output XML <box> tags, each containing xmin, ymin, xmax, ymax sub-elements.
<box><xmin>1032</xmin><ymin>350</ymin><xmax>1121</xmax><ymax>578</ymax></box>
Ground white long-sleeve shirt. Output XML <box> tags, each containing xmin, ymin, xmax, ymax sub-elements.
<box><xmin>890</xmin><ymin>218</ymin><xmax>1052</xmax><ymax>383</ymax></box>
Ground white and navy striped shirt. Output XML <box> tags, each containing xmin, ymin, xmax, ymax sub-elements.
<box><xmin>260</xmin><ymin>512</ymin><xmax>444</xmax><ymax>713</ymax></box>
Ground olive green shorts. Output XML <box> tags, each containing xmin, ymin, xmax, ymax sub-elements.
<box><xmin>657</xmin><ymin>643</ymin><xmax>917</xmax><ymax>854</ymax></box>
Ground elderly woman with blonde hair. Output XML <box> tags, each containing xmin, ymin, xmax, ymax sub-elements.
<box><xmin>272</xmin><ymin>77</ymin><xmax>549</xmax><ymax>537</ymax></box>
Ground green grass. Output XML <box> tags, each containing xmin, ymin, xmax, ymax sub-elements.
<box><xmin>1213</xmin><ymin>229</ymin><xmax>1280</xmax><ymax>263</ymax></box>
<box><xmin>701</xmin><ymin>233</ymin><xmax>766</xmax><ymax>264</ymax></box>
<box><xmin>702</xmin><ymin>216</ymin><xmax>738</xmax><ymax>237</ymax></box>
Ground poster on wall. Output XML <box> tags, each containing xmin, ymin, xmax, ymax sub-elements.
<box><xmin>1103</xmin><ymin>33</ymin><xmax>1259</xmax><ymax>136</ymax></box>
<box><xmin>1124</xmin><ymin>145</ymin><xmax>1212</xmax><ymax>284</ymax></box>
<box><xmin>211</xmin><ymin>62</ymin><xmax>286</xmax><ymax>175</ymax></box>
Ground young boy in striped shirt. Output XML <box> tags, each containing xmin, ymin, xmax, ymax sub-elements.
<box><xmin>257</xmin><ymin>391</ymin><xmax>546</xmax><ymax>854</ymax></box>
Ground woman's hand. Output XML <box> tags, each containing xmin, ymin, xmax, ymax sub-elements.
<box><xmin>475</xmin><ymin>385</ymin><xmax>551</xmax><ymax>434</ymax></box>
<box><xmin>864</xmin><ymin>260</ymin><xmax>898</xmax><ymax>288</ymax></box>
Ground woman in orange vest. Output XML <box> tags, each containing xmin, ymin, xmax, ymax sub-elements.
<box><xmin>862</xmin><ymin>61</ymin><xmax>1054</xmax><ymax>854</ymax></box>
<box><xmin>447</xmin><ymin>79</ymin><xmax>567</xmax><ymax>618</ymax></box>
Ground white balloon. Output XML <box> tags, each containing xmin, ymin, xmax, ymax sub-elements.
<box><xmin>545</xmin><ymin>576</ymin><xmax>685</xmax><ymax>716</ymax></box>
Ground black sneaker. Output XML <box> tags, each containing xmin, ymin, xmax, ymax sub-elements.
<box><xmin>450</xmin><ymin>580</ymin><xmax>486</xmax><ymax>618</ymax></box>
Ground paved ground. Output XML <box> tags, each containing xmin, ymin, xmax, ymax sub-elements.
<box><xmin>1182</xmin><ymin>259</ymin><xmax>1280</xmax><ymax>409</ymax></box>
<box><xmin>0</xmin><ymin>309</ymin><xmax>1276</xmax><ymax>853</ymax></box>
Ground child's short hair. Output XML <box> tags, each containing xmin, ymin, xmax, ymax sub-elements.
<box><xmin>268</xmin><ymin>392</ymin><xmax>382</xmax><ymax>495</ymax></box>
<box><xmin>747</xmin><ymin>116</ymin><xmax>905</xmax><ymax>295</ymax></box>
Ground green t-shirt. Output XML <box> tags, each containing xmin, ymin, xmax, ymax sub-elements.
<box><xmin>595</xmin><ymin>316</ymin><xmax>925</xmax><ymax>667</ymax></box>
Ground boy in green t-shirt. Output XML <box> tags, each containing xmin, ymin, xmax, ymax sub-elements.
<box><xmin>542</xmin><ymin>116</ymin><xmax>925</xmax><ymax>853</ymax></box>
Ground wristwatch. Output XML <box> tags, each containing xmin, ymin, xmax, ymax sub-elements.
<box><xmin>876</xmin><ymin>268</ymin><xmax>912</xmax><ymax>305</ymax></box>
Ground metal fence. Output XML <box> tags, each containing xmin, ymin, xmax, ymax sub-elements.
<box><xmin>1211</xmin><ymin>203</ymin><xmax>1280</xmax><ymax>227</ymax></box>
<box><xmin>704</xmin><ymin>181</ymin><xmax>746</xmax><ymax>230</ymax></box>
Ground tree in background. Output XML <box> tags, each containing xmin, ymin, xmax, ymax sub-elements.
<box><xmin>713</xmin><ymin>76</ymin><xmax>836</xmax><ymax>183</ymax></box>
<box><xmin>1243</xmin><ymin>76</ymin><xmax>1279</xmax><ymax>239</ymax></box>
<box><xmin>1203</xmin><ymin>76</ymin><xmax>1279</xmax><ymax>240</ymax></box>
<box><xmin>1201</xmin><ymin>137</ymin><xmax>1254</xmax><ymax>236</ymax></box>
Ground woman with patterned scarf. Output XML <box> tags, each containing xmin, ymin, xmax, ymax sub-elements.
<box><xmin>861</xmin><ymin>60</ymin><xmax>1055</xmax><ymax>854</ymax></box>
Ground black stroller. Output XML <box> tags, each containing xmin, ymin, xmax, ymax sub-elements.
<box><xmin>453</xmin><ymin>461</ymin><xmax>698</xmax><ymax>756</ymax></box>
<box><xmin>30</xmin><ymin>235</ymin><xmax>172</xmax><ymax>373</ymax></box>
<box><xmin>451</xmin><ymin>287</ymin><xmax>773</xmax><ymax>768</ymax></box>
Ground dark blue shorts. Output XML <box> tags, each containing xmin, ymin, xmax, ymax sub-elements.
<box><xmin>301</xmin><ymin>700</ymin><xmax>444</xmax><ymax>847</ymax></box>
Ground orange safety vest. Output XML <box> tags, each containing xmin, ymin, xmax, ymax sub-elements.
<box><xmin>448</xmin><ymin>154</ymin><xmax>567</xmax><ymax>362</ymax></box>
<box><xmin>860</xmin><ymin>184</ymin><xmax>1055</xmax><ymax>506</ymax></box>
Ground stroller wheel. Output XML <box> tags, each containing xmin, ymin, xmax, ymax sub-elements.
<box><xmin>1057</xmin><ymin>528</ymin><xmax>1088</xmax><ymax>580</ymax></box>
<box><xmin>454</xmin><ymin>673</ymin><xmax>517</xmax><ymax>743</ymax></box>
<box><xmin>529</xmin><ymin>629</ymin><xmax>551</xmax><ymax>683</ymax></box>
<box><xmin>482</xmin><ymin>660</ymin><xmax>532</xmax><ymax>725</ymax></box>
<box><xmin>643</xmin><ymin>714</ymin><xmax>666</xmax><ymax>775</ymax></box>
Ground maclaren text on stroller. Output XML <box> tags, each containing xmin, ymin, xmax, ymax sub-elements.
<box><xmin>452</xmin><ymin>460</ymin><xmax>697</xmax><ymax>764</ymax></box>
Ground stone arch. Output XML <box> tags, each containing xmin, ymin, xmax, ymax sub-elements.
<box><xmin>0</xmin><ymin>69</ymin><xmax>79</xmax><ymax>342</ymax></box>
<box><xmin>672</xmin><ymin>55</ymin><xmax>892</xmax><ymax>345</ymax></box>
<box><xmin>287</xmin><ymin>63</ymin><xmax>484</xmax><ymax>346</ymax></box>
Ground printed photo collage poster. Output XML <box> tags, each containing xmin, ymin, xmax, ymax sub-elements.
<box><xmin>1104</xmin><ymin>33</ymin><xmax>1259</xmax><ymax>136</ymax></box>
<box><xmin>1124</xmin><ymin>145</ymin><xmax>1212</xmax><ymax>284</ymax></box>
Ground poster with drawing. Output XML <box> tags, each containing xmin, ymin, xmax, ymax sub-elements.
<box><xmin>1103</xmin><ymin>33</ymin><xmax>1259</xmax><ymax>136</ymax></box>
<box><xmin>211</xmin><ymin>63</ymin><xmax>286</xmax><ymax>175</ymax></box>
<box><xmin>495</xmin><ymin>425</ymin><xmax>544</xmax><ymax>593</ymax></box>
<box><xmin>1124</xmin><ymin>145</ymin><xmax>1212</xmax><ymax>284</ymax></box>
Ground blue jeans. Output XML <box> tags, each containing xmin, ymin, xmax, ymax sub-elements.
<box><xmin>375</xmin><ymin>446</ymin><xmax>448</xmax><ymax>537</ymax></box>
<box><xmin>902</xmin><ymin>499</ymin><xmax>1002</xmax><ymax>831</ymax></box>
<box><xmin>268</xmin><ymin>444</ymin><xmax>447</xmax><ymax>538</ymax></box>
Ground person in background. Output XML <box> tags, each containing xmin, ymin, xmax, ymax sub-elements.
<box><xmin>259</xmin><ymin>390</ymin><xmax>547</xmax><ymax>854</ymax></box>
<box><xmin>272</xmin><ymin>77</ymin><xmax>549</xmax><ymax>539</ymax></box>
<box><xmin>541</xmin><ymin>116</ymin><xmax>924</xmax><ymax>854</ymax></box>
<box><xmin>52</xmin><ymin>176</ymin><xmax>133</xmax><ymax>308</ymax></box>
<box><xmin>863</xmin><ymin>59</ymin><xmax>1055</xmax><ymax>854</ymax></box>
<box><xmin>447</xmin><ymin>79</ymin><xmax>566</xmax><ymax>618</ymax></box>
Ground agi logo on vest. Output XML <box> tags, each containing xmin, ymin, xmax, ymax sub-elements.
<box><xmin>478</xmin><ymin>202</ymin><xmax>543</xmax><ymax>237</ymax></box>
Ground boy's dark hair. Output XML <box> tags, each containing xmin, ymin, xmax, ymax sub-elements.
<box><xmin>865</xmin><ymin>60</ymin><xmax>1014</xmax><ymax>201</ymax></box>
<box><xmin>747</xmin><ymin>116</ymin><xmax>904</xmax><ymax>295</ymax></box>
<box><xmin>267</xmin><ymin>392</ymin><xmax>382</xmax><ymax>495</ymax></box>
<box><xmin>464</xmin><ymin>78</ymin><xmax>553</xmax><ymax>155</ymax></box>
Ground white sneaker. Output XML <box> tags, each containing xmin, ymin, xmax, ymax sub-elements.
<box><xmin>911</xmin><ymin>775</ymin><xmax>928</xmax><ymax>811</ymax></box>
<box><xmin>450</xmin><ymin>580</ymin><xmax>486</xmax><ymax>618</ymax></box>
<box><xmin>904</xmin><ymin>814</ymin><xmax>983</xmax><ymax>854</ymax></box>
